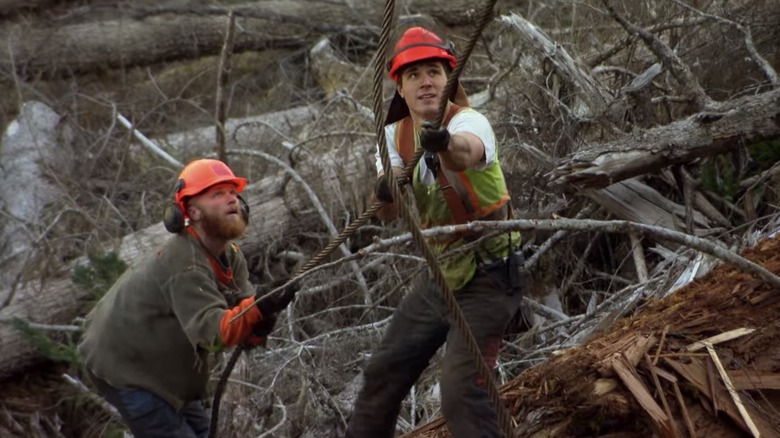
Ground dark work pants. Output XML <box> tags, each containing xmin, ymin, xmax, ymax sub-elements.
<box><xmin>345</xmin><ymin>261</ymin><xmax>523</xmax><ymax>438</ymax></box>
<box><xmin>88</xmin><ymin>372</ymin><xmax>210</xmax><ymax>438</ymax></box>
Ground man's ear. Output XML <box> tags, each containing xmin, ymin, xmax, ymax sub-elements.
<box><xmin>396</xmin><ymin>83</ymin><xmax>404</xmax><ymax>99</ymax></box>
<box><xmin>187</xmin><ymin>206</ymin><xmax>202</xmax><ymax>221</ymax></box>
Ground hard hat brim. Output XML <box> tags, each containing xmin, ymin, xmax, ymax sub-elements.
<box><xmin>388</xmin><ymin>48</ymin><xmax>456</xmax><ymax>81</ymax></box>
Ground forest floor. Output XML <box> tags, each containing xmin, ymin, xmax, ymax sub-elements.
<box><xmin>3</xmin><ymin>237</ymin><xmax>780</xmax><ymax>437</ymax></box>
<box><xmin>406</xmin><ymin>235</ymin><xmax>780</xmax><ymax>437</ymax></box>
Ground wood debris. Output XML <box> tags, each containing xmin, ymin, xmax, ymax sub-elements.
<box><xmin>404</xmin><ymin>236</ymin><xmax>780</xmax><ymax>438</ymax></box>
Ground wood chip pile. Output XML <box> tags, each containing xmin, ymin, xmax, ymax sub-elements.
<box><xmin>406</xmin><ymin>236</ymin><xmax>780</xmax><ymax>437</ymax></box>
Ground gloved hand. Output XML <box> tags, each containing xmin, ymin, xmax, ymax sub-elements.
<box><xmin>219</xmin><ymin>296</ymin><xmax>262</xmax><ymax>347</ymax></box>
<box><xmin>256</xmin><ymin>280</ymin><xmax>297</xmax><ymax>317</ymax></box>
<box><xmin>419</xmin><ymin>122</ymin><xmax>450</xmax><ymax>153</ymax></box>
<box><xmin>243</xmin><ymin>313</ymin><xmax>278</xmax><ymax>347</ymax></box>
<box><xmin>374</xmin><ymin>174</ymin><xmax>393</xmax><ymax>204</ymax></box>
<box><xmin>253</xmin><ymin>313</ymin><xmax>278</xmax><ymax>338</ymax></box>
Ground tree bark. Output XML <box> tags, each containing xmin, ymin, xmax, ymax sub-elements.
<box><xmin>0</xmin><ymin>0</ymin><xmax>488</xmax><ymax>77</ymax></box>
<box><xmin>0</xmin><ymin>0</ymin><xmax>58</xmax><ymax>16</ymax></box>
<box><xmin>547</xmin><ymin>88</ymin><xmax>780</xmax><ymax>190</ymax></box>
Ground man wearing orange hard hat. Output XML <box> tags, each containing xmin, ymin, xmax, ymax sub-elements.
<box><xmin>79</xmin><ymin>159</ymin><xmax>295</xmax><ymax>437</ymax></box>
<box><xmin>346</xmin><ymin>27</ymin><xmax>526</xmax><ymax>438</ymax></box>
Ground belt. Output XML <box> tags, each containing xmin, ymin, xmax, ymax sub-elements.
<box><xmin>476</xmin><ymin>255</ymin><xmax>509</xmax><ymax>270</ymax></box>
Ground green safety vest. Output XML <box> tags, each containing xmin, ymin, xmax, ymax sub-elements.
<box><xmin>393</xmin><ymin>105</ymin><xmax>518</xmax><ymax>290</ymax></box>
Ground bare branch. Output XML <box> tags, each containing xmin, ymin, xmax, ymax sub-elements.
<box><xmin>603</xmin><ymin>1</ymin><xmax>713</xmax><ymax>110</ymax></box>
<box><xmin>501</xmin><ymin>13</ymin><xmax>613</xmax><ymax>119</ymax></box>
<box><xmin>215</xmin><ymin>11</ymin><xmax>237</xmax><ymax>163</ymax></box>
<box><xmin>117</xmin><ymin>114</ymin><xmax>183</xmax><ymax>168</ymax></box>
<box><xmin>671</xmin><ymin>0</ymin><xmax>779</xmax><ymax>88</ymax></box>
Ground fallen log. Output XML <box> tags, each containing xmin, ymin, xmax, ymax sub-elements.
<box><xmin>547</xmin><ymin>88</ymin><xmax>780</xmax><ymax>190</ymax></box>
<box><xmin>0</xmin><ymin>0</ymin><xmax>488</xmax><ymax>78</ymax></box>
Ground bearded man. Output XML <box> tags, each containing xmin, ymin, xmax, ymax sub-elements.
<box><xmin>78</xmin><ymin>159</ymin><xmax>293</xmax><ymax>438</ymax></box>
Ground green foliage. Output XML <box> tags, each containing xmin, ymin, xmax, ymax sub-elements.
<box><xmin>11</xmin><ymin>253</ymin><xmax>128</xmax><ymax>368</ymax></box>
<box><xmin>700</xmin><ymin>154</ymin><xmax>739</xmax><ymax>201</ymax></box>
<box><xmin>699</xmin><ymin>138</ymin><xmax>780</xmax><ymax>201</ymax></box>
<box><xmin>11</xmin><ymin>318</ymin><xmax>81</xmax><ymax>365</ymax></box>
<box><xmin>71</xmin><ymin>252</ymin><xmax>127</xmax><ymax>301</ymax></box>
<box><xmin>748</xmin><ymin>138</ymin><xmax>780</xmax><ymax>170</ymax></box>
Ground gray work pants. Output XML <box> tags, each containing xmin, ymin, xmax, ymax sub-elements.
<box><xmin>345</xmin><ymin>260</ymin><xmax>524</xmax><ymax>438</ymax></box>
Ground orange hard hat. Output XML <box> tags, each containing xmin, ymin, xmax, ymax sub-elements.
<box><xmin>387</xmin><ymin>27</ymin><xmax>456</xmax><ymax>81</ymax></box>
<box><xmin>174</xmin><ymin>159</ymin><xmax>247</xmax><ymax>211</ymax></box>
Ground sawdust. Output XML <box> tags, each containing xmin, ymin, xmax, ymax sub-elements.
<box><xmin>406</xmin><ymin>236</ymin><xmax>780</xmax><ymax>437</ymax></box>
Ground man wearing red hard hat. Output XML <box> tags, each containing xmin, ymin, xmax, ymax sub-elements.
<box><xmin>346</xmin><ymin>27</ymin><xmax>526</xmax><ymax>438</ymax></box>
<box><xmin>79</xmin><ymin>159</ymin><xmax>295</xmax><ymax>437</ymax></box>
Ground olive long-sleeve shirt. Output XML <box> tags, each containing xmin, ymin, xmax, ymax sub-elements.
<box><xmin>78</xmin><ymin>232</ymin><xmax>252</xmax><ymax>410</ymax></box>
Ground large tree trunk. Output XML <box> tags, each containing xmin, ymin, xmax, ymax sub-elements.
<box><xmin>0</xmin><ymin>101</ymin><xmax>73</xmax><ymax>287</ymax></box>
<box><xmin>0</xmin><ymin>142</ymin><xmax>374</xmax><ymax>378</ymax></box>
<box><xmin>0</xmin><ymin>0</ymin><xmax>487</xmax><ymax>77</ymax></box>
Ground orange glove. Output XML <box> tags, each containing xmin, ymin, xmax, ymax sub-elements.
<box><xmin>219</xmin><ymin>296</ymin><xmax>263</xmax><ymax>347</ymax></box>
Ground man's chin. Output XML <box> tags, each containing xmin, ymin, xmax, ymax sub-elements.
<box><xmin>224</xmin><ymin>220</ymin><xmax>247</xmax><ymax>240</ymax></box>
<box><xmin>212</xmin><ymin>217</ymin><xmax>247</xmax><ymax>240</ymax></box>
<box><xmin>413</xmin><ymin>106</ymin><xmax>439</xmax><ymax>121</ymax></box>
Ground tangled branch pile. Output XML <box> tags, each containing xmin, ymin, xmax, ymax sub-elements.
<box><xmin>1</xmin><ymin>0</ymin><xmax>779</xmax><ymax>436</ymax></box>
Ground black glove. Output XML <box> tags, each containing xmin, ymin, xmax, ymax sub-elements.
<box><xmin>419</xmin><ymin>122</ymin><xmax>450</xmax><ymax>153</ymax></box>
<box><xmin>252</xmin><ymin>312</ymin><xmax>278</xmax><ymax>338</ymax></box>
<box><xmin>256</xmin><ymin>280</ymin><xmax>297</xmax><ymax>316</ymax></box>
<box><xmin>243</xmin><ymin>312</ymin><xmax>278</xmax><ymax>348</ymax></box>
<box><xmin>374</xmin><ymin>174</ymin><xmax>393</xmax><ymax>203</ymax></box>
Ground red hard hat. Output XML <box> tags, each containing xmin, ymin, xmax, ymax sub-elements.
<box><xmin>174</xmin><ymin>159</ymin><xmax>246</xmax><ymax>211</ymax></box>
<box><xmin>387</xmin><ymin>27</ymin><xmax>456</xmax><ymax>81</ymax></box>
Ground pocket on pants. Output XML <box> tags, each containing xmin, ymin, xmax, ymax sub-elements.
<box><xmin>115</xmin><ymin>387</ymin><xmax>169</xmax><ymax>421</ymax></box>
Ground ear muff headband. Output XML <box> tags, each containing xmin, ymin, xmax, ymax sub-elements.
<box><xmin>238</xmin><ymin>195</ymin><xmax>250</xmax><ymax>224</ymax></box>
<box><xmin>163</xmin><ymin>178</ymin><xmax>187</xmax><ymax>234</ymax></box>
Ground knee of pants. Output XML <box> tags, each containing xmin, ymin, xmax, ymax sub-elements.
<box><xmin>361</xmin><ymin>356</ymin><xmax>390</xmax><ymax>382</ymax></box>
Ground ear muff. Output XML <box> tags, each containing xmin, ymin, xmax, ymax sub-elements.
<box><xmin>163</xmin><ymin>179</ymin><xmax>186</xmax><ymax>234</ymax></box>
<box><xmin>238</xmin><ymin>195</ymin><xmax>250</xmax><ymax>224</ymax></box>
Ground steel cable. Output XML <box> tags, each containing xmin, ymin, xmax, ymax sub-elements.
<box><xmin>371</xmin><ymin>0</ymin><xmax>513</xmax><ymax>435</ymax></box>
<box><xmin>210</xmin><ymin>0</ymin><xmax>511</xmax><ymax>435</ymax></box>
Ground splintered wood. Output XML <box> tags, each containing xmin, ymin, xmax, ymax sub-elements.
<box><xmin>619</xmin><ymin>328</ymin><xmax>778</xmax><ymax>438</ymax></box>
<box><xmin>404</xmin><ymin>236</ymin><xmax>780</xmax><ymax>438</ymax></box>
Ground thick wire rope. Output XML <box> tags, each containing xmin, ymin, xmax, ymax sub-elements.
<box><xmin>210</xmin><ymin>0</ymin><xmax>511</xmax><ymax>435</ymax></box>
<box><xmin>372</xmin><ymin>0</ymin><xmax>513</xmax><ymax>436</ymax></box>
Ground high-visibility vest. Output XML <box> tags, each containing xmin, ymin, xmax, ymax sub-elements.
<box><xmin>393</xmin><ymin>105</ymin><xmax>510</xmax><ymax>228</ymax></box>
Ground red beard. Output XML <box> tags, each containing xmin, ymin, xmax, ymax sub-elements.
<box><xmin>201</xmin><ymin>209</ymin><xmax>247</xmax><ymax>240</ymax></box>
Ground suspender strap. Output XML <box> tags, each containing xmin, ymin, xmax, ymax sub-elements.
<box><xmin>437</xmin><ymin>164</ymin><xmax>476</xmax><ymax>224</ymax></box>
